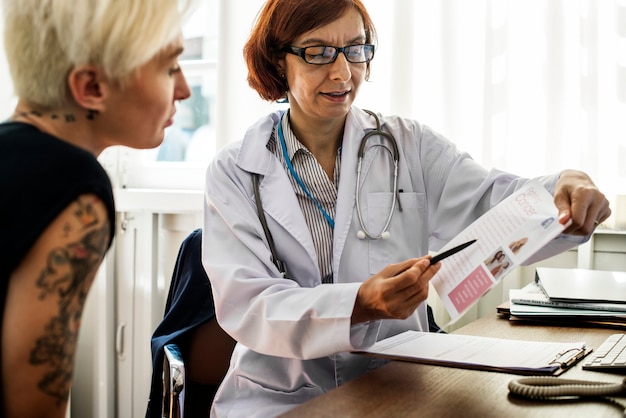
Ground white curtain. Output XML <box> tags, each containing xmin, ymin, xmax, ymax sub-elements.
<box><xmin>216</xmin><ymin>0</ymin><xmax>626</xmax><ymax>211</ymax></box>
<box><xmin>356</xmin><ymin>0</ymin><xmax>626</xmax><ymax>214</ymax></box>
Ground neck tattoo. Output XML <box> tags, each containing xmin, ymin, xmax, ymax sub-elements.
<box><xmin>12</xmin><ymin>109</ymin><xmax>99</xmax><ymax>123</ymax></box>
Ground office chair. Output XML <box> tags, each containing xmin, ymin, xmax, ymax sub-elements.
<box><xmin>146</xmin><ymin>229</ymin><xmax>236</xmax><ymax>418</ymax></box>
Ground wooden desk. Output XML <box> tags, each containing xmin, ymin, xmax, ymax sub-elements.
<box><xmin>280</xmin><ymin>315</ymin><xmax>626</xmax><ymax>417</ymax></box>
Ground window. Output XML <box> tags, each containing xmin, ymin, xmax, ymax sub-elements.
<box><xmin>103</xmin><ymin>0</ymin><xmax>276</xmax><ymax>191</ymax></box>
<box><xmin>149</xmin><ymin>2</ymin><xmax>219</xmax><ymax>164</ymax></box>
<box><xmin>101</xmin><ymin>0</ymin><xmax>221</xmax><ymax>190</ymax></box>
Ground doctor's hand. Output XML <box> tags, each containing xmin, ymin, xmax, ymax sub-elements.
<box><xmin>553</xmin><ymin>169</ymin><xmax>611</xmax><ymax>236</ymax></box>
<box><xmin>351</xmin><ymin>257</ymin><xmax>441</xmax><ymax>325</ymax></box>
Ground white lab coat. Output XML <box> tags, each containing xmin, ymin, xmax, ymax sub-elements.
<box><xmin>202</xmin><ymin>107</ymin><xmax>585</xmax><ymax>417</ymax></box>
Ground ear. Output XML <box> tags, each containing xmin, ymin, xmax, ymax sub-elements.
<box><xmin>67</xmin><ymin>65</ymin><xmax>108</xmax><ymax>112</ymax></box>
<box><xmin>276</xmin><ymin>58</ymin><xmax>286</xmax><ymax>77</ymax></box>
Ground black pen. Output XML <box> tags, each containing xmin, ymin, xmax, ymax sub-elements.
<box><xmin>430</xmin><ymin>239</ymin><xmax>477</xmax><ymax>265</ymax></box>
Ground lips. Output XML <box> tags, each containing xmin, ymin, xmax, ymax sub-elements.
<box><xmin>323</xmin><ymin>90</ymin><xmax>350</xmax><ymax>97</ymax></box>
<box><xmin>321</xmin><ymin>90</ymin><xmax>351</xmax><ymax>103</ymax></box>
<box><xmin>164</xmin><ymin>111</ymin><xmax>176</xmax><ymax>128</ymax></box>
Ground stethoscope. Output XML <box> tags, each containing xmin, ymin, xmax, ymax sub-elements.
<box><xmin>355</xmin><ymin>110</ymin><xmax>400</xmax><ymax>240</ymax></box>
<box><xmin>277</xmin><ymin>109</ymin><xmax>400</xmax><ymax>241</ymax></box>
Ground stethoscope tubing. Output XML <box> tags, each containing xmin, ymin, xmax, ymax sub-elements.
<box><xmin>355</xmin><ymin>110</ymin><xmax>400</xmax><ymax>240</ymax></box>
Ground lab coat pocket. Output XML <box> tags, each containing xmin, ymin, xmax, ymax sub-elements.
<box><xmin>365</xmin><ymin>191</ymin><xmax>425</xmax><ymax>274</ymax></box>
<box><xmin>235</xmin><ymin>373</ymin><xmax>325</xmax><ymax>406</ymax></box>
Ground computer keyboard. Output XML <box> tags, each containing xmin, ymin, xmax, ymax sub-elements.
<box><xmin>582</xmin><ymin>333</ymin><xmax>626</xmax><ymax>371</ymax></box>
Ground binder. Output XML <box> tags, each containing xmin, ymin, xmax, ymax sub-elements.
<box><xmin>511</xmin><ymin>282</ymin><xmax>626</xmax><ymax>313</ymax></box>
<box><xmin>353</xmin><ymin>331</ymin><xmax>590</xmax><ymax>376</ymax></box>
<box><xmin>496</xmin><ymin>300</ymin><xmax>626</xmax><ymax>330</ymax></box>
<box><xmin>535</xmin><ymin>267</ymin><xmax>626</xmax><ymax>304</ymax></box>
<box><xmin>509</xmin><ymin>300</ymin><xmax>626</xmax><ymax>322</ymax></box>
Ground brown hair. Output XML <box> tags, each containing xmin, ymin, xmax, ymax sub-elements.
<box><xmin>244</xmin><ymin>0</ymin><xmax>377</xmax><ymax>102</ymax></box>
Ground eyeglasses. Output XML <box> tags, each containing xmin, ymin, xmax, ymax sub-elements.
<box><xmin>285</xmin><ymin>44</ymin><xmax>375</xmax><ymax>65</ymax></box>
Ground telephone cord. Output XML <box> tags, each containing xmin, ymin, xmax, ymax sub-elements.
<box><xmin>508</xmin><ymin>376</ymin><xmax>626</xmax><ymax>415</ymax></box>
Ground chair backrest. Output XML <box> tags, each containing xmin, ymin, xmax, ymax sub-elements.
<box><xmin>147</xmin><ymin>229</ymin><xmax>236</xmax><ymax>418</ymax></box>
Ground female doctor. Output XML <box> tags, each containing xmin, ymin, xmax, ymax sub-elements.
<box><xmin>202</xmin><ymin>0</ymin><xmax>611</xmax><ymax>416</ymax></box>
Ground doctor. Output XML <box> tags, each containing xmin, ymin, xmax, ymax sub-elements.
<box><xmin>202</xmin><ymin>0</ymin><xmax>611</xmax><ymax>416</ymax></box>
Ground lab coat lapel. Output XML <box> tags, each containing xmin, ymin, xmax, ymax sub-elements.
<box><xmin>238</xmin><ymin>112</ymin><xmax>321</xmax><ymax>284</ymax></box>
<box><xmin>332</xmin><ymin>109</ymin><xmax>369</xmax><ymax>275</ymax></box>
<box><xmin>257</xmin><ymin>162</ymin><xmax>319</xmax><ymax>267</ymax></box>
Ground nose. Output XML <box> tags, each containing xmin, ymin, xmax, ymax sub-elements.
<box><xmin>175</xmin><ymin>70</ymin><xmax>192</xmax><ymax>101</ymax></box>
<box><xmin>328</xmin><ymin>51</ymin><xmax>351</xmax><ymax>82</ymax></box>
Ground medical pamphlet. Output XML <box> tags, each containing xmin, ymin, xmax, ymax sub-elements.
<box><xmin>430</xmin><ymin>180</ymin><xmax>568</xmax><ymax>321</ymax></box>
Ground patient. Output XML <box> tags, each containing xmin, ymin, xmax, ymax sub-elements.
<box><xmin>0</xmin><ymin>0</ymin><xmax>194</xmax><ymax>416</ymax></box>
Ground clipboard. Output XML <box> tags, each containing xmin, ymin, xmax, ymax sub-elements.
<box><xmin>353</xmin><ymin>331</ymin><xmax>590</xmax><ymax>376</ymax></box>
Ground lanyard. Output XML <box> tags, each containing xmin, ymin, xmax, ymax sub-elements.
<box><xmin>277</xmin><ymin>117</ymin><xmax>335</xmax><ymax>230</ymax></box>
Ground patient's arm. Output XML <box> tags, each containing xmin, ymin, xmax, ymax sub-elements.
<box><xmin>2</xmin><ymin>194</ymin><xmax>110</xmax><ymax>418</ymax></box>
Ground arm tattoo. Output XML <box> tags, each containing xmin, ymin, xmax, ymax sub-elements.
<box><xmin>30</xmin><ymin>199</ymin><xmax>110</xmax><ymax>403</ymax></box>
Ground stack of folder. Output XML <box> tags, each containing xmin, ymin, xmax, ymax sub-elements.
<box><xmin>499</xmin><ymin>267</ymin><xmax>626</xmax><ymax>329</ymax></box>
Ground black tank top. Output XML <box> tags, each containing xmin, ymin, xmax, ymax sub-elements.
<box><xmin>0</xmin><ymin>121</ymin><xmax>116</xmax><ymax>411</ymax></box>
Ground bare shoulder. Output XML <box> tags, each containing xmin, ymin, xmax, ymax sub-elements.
<box><xmin>2</xmin><ymin>194</ymin><xmax>111</xmax><ymax>418</ymax></box>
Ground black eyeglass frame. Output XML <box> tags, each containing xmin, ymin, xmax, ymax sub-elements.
<box><xmin>284</xmin><ymin>44</ymin><xmax>375</xmax><ymax>65</ymax></box>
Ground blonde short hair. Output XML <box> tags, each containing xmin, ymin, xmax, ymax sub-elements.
<box><xmin>2</xmin><ymin>0</ymin><xmax>194</xmax><ymax>108</ymax></box>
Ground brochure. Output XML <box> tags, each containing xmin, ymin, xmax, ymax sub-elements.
<box><xmin>430</xmin><ymin>180</ymin><xmax>568</xmax><ymax>321</ymax></box>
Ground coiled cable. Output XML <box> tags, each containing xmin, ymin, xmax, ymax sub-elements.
<box><xmin>508</xmin><ymin>376</ymin><xmax>626</xmax><ymax>415</ymax></box>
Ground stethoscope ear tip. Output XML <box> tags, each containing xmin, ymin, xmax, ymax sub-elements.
<box><xmin>357</xmin><ymin>230</ymin><xmax>366</xmax><ymax>240</ymax></box>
